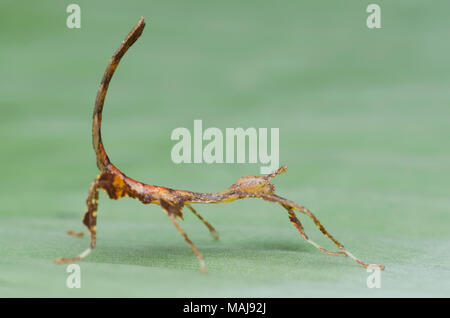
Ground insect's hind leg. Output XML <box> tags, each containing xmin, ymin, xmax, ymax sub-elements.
<box><xmin>283</xmin><ymin>205</ymin><xmax>346</xmax><ymax>256</ymax></box>
<box><xmin>55</xmin><ymin>178</ymin><xmax>100</xmax><ymax>264</ymax></box>
<box><xmin>186</xmin><ymin>204</ymin><xmax>219</xmax><ymax>240</ymax></box>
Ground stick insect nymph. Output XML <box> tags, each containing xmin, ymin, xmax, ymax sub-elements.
<box><xmin>55</xmin><ymin>17</ymin><xmax>385</xmax><ymax>273</ymax></box>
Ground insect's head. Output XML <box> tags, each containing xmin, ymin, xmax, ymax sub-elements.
<box><xmin>228</xmin><ymin>175</ymin><xmax>276</xmax><ymax>195</ymax></box>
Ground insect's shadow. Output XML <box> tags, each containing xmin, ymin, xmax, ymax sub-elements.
<box><xmin>90</xmin><ymin>238</ymin><xmax>314</xmax><ymax>269</ymax></box>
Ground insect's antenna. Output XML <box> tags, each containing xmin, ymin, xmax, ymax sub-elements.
<box><xmin>92</xmin><ymin>17</ymin><xmax>146</xmax><ymax>172</ymax></box>
<box><xmin>265</xmin><ymin>165</ymin><xmax>288</xmax><ymax>180</ymax></box>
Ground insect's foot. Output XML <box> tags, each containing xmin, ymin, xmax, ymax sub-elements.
<box><xmin>211</xmin><ymin>230</ymin><xmax>219</xmax><ymax>241</ymax></box>
<box><xmin>368</xmin><ymin>264</ymin><xmax>385</xmax><ymax>271</ymax></box>
<box><xmin>329</xmin><ymin>251</ymin><xmax>347</xmax><ymax>256</ymax></box>
<box><xmin>66</xmin><ymin>229</ymin><xmax>84</xmax><ymax>238</ymax></box>
<box><xmin>317</xmin><ymin>247</ymin><xmax>347</xmax><ymax>256</ymax></box>
<box><xmin>199</xmin><ymin>260</ymin><xmax>207</xmax><ymax>274</ymax></box>
<box><xmin>54</xmin><ymin>256</ymin><xmax>81</xmax><ymax>264</ymax></box>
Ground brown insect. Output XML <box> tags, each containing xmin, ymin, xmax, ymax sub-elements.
<box><xmin>55</xmin><ymin>17</ymin><xmax>385</xmax><ymax>273</ymax></box>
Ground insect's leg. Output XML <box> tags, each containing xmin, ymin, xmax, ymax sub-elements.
<box><xmin>66</xmin><ymin>229</ymin><xmax>84</xmax><ymax>238</ymax></box>
<box><xmin>256</xmin><ymin>193</ymin><xmax>384</xmax><ymax>270</ymax></box>
<box><xmin>288</xmin><ymin>201</ymin><xmax>385</xmax><ymax>270</ymax></box>
<box><xmin>186</xmin><ymin>204</ymin><xmax>219</xmax><ymax>240</ymax></box>
<box><xmin>168</xmin><ymin>213</ymin><xmax>207</xmax><ymax>274</ymax></box>
<box><xmin>283</xmin><ymin>205</ymin><xmax>346</xmax><ymax>256</ymax></box>
<box><xmin>55</xmin><ymin>178</ymin><xmax>100</xmax><ymax>264</ymax></box>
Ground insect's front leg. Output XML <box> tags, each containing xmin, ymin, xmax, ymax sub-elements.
<box><xmin>55</xmin><ymin>177</ymin><xmax>101</xmax><ymax>264</ymax></box>
<box><xmin>260</xmin><ymin>193</ymin><xmax>385</xmax><ymax>270</ymax></box>
<box><xmin>283</xmin><ymin>205</ymin><xmax>346</xmax><ymax>256</ymax></box>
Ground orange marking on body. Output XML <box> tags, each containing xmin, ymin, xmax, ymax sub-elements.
<box><xmin>112</xmin><ymin>175</ymin><xmax>127</xmax><ymax>198</ymax></box>
<box><xmin>113</xmin><ymin>175</ymin><xmax>125</xmax><ymax>188</ymax></box>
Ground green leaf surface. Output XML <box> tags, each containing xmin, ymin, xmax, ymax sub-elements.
<box><xmin>0</xmin><ymin>0</ymin><xmax>449</xmax><ymax>297</ymax></box>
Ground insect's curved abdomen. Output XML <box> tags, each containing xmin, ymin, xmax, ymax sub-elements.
<box><xmin>92</xmin><ymin>17</ymin><xmax>146</xmax><ymax>172</ymax></box>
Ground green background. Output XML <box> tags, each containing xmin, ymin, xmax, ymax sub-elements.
<box><xmin>1</xmin><ymin>0</ymin><xmax>449</xmax><ymax>297</ymax></box>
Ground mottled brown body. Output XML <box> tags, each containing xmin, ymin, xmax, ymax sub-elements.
<box><xmin>55</xmin><ymin>17</ymin><xmax>384</xmax><ymax>273</ymax></box>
